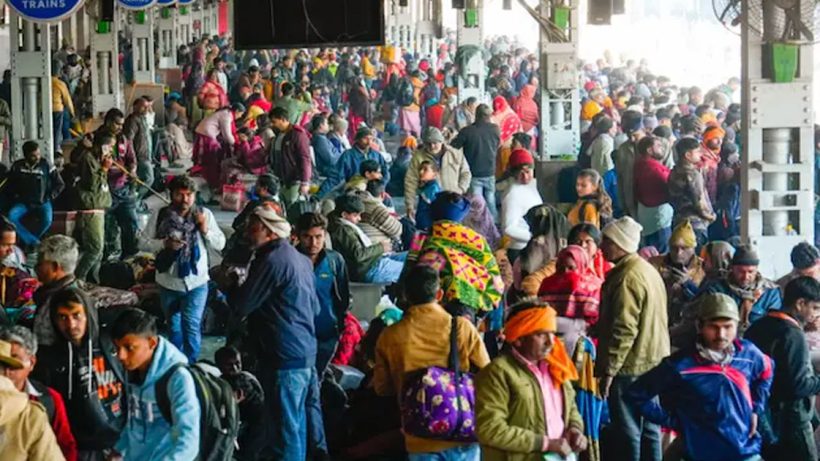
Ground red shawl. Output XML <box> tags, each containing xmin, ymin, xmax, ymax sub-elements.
<box><xmin>492</xmin><ymin>96</ymin><xmax>523</xmax><ymax>145</ymax></box>
<box><xmin>513</xmin><ymin>84</ymin><xmax>539</xmax><ymax>132</ymax></box>
<box><xmin>538</xmin><ymin>245</ymin><xmax>603</xmax><ymax>325</ymax></box>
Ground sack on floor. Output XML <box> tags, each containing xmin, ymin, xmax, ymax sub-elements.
<box><xmin>99</xmin><ymin>261</ymin><xmax>136</xmax><ymax>291</ymax></box>
<box><xmin>155</xmin><ymin>362</ymin><xmax>240</xmax><ymax>461</ymax></box>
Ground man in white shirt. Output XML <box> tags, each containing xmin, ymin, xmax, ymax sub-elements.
<box><xmin>141</xmin><ymin>175</ymin><xmax>225</xmax><ymax>362</ymax></box>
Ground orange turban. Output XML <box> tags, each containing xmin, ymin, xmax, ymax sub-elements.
<box><xmin>402</xmin><ymin>135</ymin><xmax>418</xmax><ymax>150</ymax></box>
<box><xmin>702</xmin><ymin>126</ymin><xmax>725</xmax><ymax>145</ymax></box>
<box><xmin>505</xmin><ymin>306</ymin><xmax>579</xmax><ymax>387</ymax></box>
<box><xmin>504</xmin><ymin>307</ymin><xmax>557</xmax><ymax>343</ymax></box>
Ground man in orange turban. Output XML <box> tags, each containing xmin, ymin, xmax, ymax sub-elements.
<box><xmin>475</xmin><ymin>300</ymin><xmax>586</xmax><ymax>459</ymax></box>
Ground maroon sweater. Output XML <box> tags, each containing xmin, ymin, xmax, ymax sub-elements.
<box><xmin>634</xmin><ymin>155</ymin><xmax>671</xmax><ymax>208</ymax></box>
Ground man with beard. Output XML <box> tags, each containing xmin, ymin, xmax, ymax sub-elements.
<box><xmin>648</xmin><ymin>220</ymin><xmax>706</xmax><ymax>326</ymax></box>
<box><xmin>699</xmin><ymin>245</ymin><xmax>782</xmax><ymax>333</ymax></box>
<box><xmin>627</xmin><ymin>294</ymin><xmax>773</xmax><ymax>461</ymax></box>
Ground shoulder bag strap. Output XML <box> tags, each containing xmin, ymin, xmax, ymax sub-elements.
<box><xmin>449</xmin><ymin>315</ymin><xmax>460</xmax><ymax>378</ymax></box>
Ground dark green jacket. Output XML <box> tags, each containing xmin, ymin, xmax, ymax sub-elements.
<box><xmin>327</xmin><ymin>212</ymin><xmax>384</xmax><ymax>282</ymax></box>
<box><xmin>476</xmin><ymin>351</ymin><xmax>584</xmax><ymax>461</ymax></box>
<box><xmin>75</xmin><ymin>150</ymin><xmax>112</xmax><ymax>210</ymax></box>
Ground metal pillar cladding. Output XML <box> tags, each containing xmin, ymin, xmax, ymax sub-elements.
<box><xmin>157</xmin><ymin>8</ymin><xmax>177</xmax><ymax>69</ymax></box>
<box><xmin>201</xmin><ymin>2</ymin><xmax>212</xmax><ymax>37</ymax></box>
<box><xmin>192</xmin><ymin>4</ymin><xmax>204</xmax><ymax>38</ymax></box>
<box><xmin>91</xmin><ymin>14</ymin><xmax>123</xmax><ymax>115</ymax></box>
<box><xmin>178</xmin><ymin>6</ymin><xmax>192</xmax><ymax>46</ymax></box>
<box><xmin>208</xmin><ymin>1</ymin><xmax>218</xmax><ymax>37</ymax></box>
<box><xmin>741</xmin><ymin>0</ymin><xmax>815</xmax><ymax>278</ymax></box>
<box><xmin>456</xmin><ymin>0</ymin><xmax>485</xmax><ymax>103</ymax></box>
<box><xmin>386</xmin><ymin>0</ymin><xmax>414</xmax><ymax>51</ymax></box>
<box><xmin>130</xmin><ymin>11</ymin><xmax>155</xmax><ymax>83</ymax></box>
<box><xmin>9</xmin><ymin>12</ymin><xmax>53</xmax><ymax>163</ymax></box>
<box><xmin>537</xmin><ymin>0</ymin><xmax>579</xmax><ymax>159</ymax></box>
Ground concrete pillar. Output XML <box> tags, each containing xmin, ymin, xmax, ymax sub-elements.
<box><xmin>9</xmin><ymin>12</ymin><xmax>53</xmax><ymax>162</ymax></box>
<box><xmin>157</xmin><ymin>7</ymin><xmax>177</xmax><ymax>69</ymax></box>
<box><xmin>90</xmin><ymin>12</ymin><xmax>123</xmax><ymax>115</ymax></box>
<box><xmin>178</xmin><ymin>6</ymin><xmax>193</xmax><ymax>46</ymax></box>
<box><xmin>538</xmin><ymin>0</ymin><xmax>580</xmax><ymax>159</ymax></box>
<box><xmin>456</xmin><ymin>0</ymin><xmax>485</xmax><ymax>103</ymax></box>
<box><xmin>130</xmin><ymin>11</ymin><xmax>155</xmax><ymax>83</ymax></box>
<box><xmin>741</xmin><ymin>0</ymin><xmax>815</xmax><ymax>277</ymax></box>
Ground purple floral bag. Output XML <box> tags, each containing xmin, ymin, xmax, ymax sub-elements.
<box><xmin>400</xmin><ymin>315</ymin><xmax>477</xmax><ymax>442</ymax></box>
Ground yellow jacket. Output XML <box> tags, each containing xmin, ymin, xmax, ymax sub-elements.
<box><xmin>51</xmin><ymin>77</ymin><xmax>74</xmax><ymax>116</ymax></box>
<box><xmin>373</xmin><ymin>302</ymin><xmax>491</xmax><ymax>454</ymax></box>
<box><xmin>0</xmin><ymin>376</ymin><xmax>65</xmax><ymax>460</ymax></box>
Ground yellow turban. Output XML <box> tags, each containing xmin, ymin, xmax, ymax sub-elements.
<box><xmin>670</xmin><ymin>219</ymin><xmax>697</xmax><ymax>248</ymax></box>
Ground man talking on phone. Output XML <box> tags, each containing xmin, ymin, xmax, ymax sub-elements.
<box><xmin>141</xmin><ymin>175</ymin><xmax>225</xmax><ymax>363</ymax></box>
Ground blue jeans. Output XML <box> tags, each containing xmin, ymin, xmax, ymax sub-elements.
<box><xmin>258</xmin><ymin>367</ymin><xmax>325</xmax><ymax>460</ymax></box>
<box><xmin>469</xmin><ymin>176</ymin><xmax>498</xmax><ymax>221</ymax></box>
<box><xmin>52</xmin><ymin>111</ymin><xmax>64</xmax><ymax>153</ymax></box>
<box><xmin>7</xmin><ymin>201</ymin><xmax>52</xmax><ymax>246</ymax></box>
<box><xmin>408</xmin><ymin>444</ymin><xmax>480</xmax><ymax>461</ymax></box>
<box><xmin>365</xmin><ymin>251</ymin><xmax>407</xmax><ymax>284</ymax></box>
<box><xmin>160</xmin><ymin>284</ymin><xmax>209</xmax><ymax>363</ymax></box>
<box><xmin>604</xmin><ymin>375</ymin><xmax>662</xmax><ymax>461</ymax></box>
<box><xmin>642</xmin><ymin>227</ymin><xmax>671</xmax><ymax>254</ymax></box>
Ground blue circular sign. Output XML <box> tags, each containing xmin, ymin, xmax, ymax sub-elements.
<box><xmin>6</xmin><ymin>0</ymin><xmax>85</xmax><ymax>23</ymax></box>
<box><xmin>118</xmin><ymin>0</ymin><xmax>157</xmax><ymax>10</ymax></box>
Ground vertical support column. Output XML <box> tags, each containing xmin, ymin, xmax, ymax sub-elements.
<box><xmin>76</xmin><ymin>6</ymin><xmax>90</xmax><ymax>51</ymax></box>
<box><xmin>9</xmin><ymin>12</ymin><xmax>53</xmax><ymax>163</ymax></box>
<box><xmin>209</xmin><ymin>1</ymin><xmax>219</xmax><ymax>37</ymax></box>
<box><xmin>456</xmin><ymin>0</ymin><xmax>485</xmax><ymax>103</ymax></box>
<box><xmin>90</xmin><ymin>11</ymin><xmax>123</xmax><ymax>115</ymax></box>
<box><xmin>538</xmin><ymin>0</ymin><xmax>580</xmax><ymax>159</ymax></box>
<box><xmin>741</xmin><ymin>0</ymin><xmax>815</xmax><ymax>277</ymax></box>
<box><xmin>130</xmin><ymin>11</ymin><xmax>155</xmax><ymax>83</ymax></box>
<box><xmin>178</xmin><ymin>6</ymin><xmax>192</xmax><ymax>46</ymax></box>
<box><xmin>157</xmin><ymin>7</ymin><xmax>177</xmax><ymax>69</ymax></box>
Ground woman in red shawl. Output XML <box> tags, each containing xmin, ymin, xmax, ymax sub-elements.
<box><xmin>566</xmin><ymin>223</ymin><xmax>612</xmax><ymax>281</ymax></box>
<box><xmin>491</xmin><ymin>95</ymin><xmax>523</xmax><ymax>145</ymax></box>
<box><xmin>538</xmin><ymin>244</ymin><xmax>603</xmax><ymax>354</ymax></box>
<box><xmin>197</xmin><ymin>69</ymin><xmax>229</xmax><ymax>113</ymax></box>
<box><xmin>513</xmin><ymin>84</ymin><xmax>540</xmax><ymax>138</ymax></box>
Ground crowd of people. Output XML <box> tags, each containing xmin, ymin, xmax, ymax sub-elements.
<box><xmin>0</xmin><ymin>28</ymin><xmax>819</xmax><ymax>461</ymax></box>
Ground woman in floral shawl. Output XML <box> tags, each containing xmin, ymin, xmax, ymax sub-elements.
<box><xmin>491</xmin><ymin>95</ymin><xmax>522</xmax><ymax>146</ymax></box>
<box><xmin>407</xmin><ymin>192</ymin><xmax>505</xmax><ymax>317</ymax></box>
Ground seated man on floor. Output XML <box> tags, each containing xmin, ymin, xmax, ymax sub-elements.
<box><xmin>328</xmin><ymin>193</ymin><xmax>406</xmax><ymax>284</ymax></box>
<box><xmin>5</xmin><ymin>140</ymin><xmax>64</xmax><ymax>250</ymax></box>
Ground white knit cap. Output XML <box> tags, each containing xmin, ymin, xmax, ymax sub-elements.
<box><xmin>603</xmin><ymin>216</ymin><xmax>643</xmax><ymax>254</ymax></box>
<box><xmin>253</xmin><ymin>206</ymin><xmax>291</xmax><ymax>239</ymax></box>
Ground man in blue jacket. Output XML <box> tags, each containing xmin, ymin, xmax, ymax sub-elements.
<box><xmin>698</xmin><ymin>245</ymin><xmax>782</xmax><ymax>331</ymax></box>
<box><xmin>318</xmin><ymin>126</ymin><xmax>389</xmax><ymax>197</ymax></box>
<box><xmin>627</xmin><ymin>293</ymin><xmax>773</xmax><ymax>461</ymax></box>
<box><xmin>229</xmin><ymin>206</ymin><xmax>325</xmax><ymax>460</ymax></box>
<box><xmin>295</xmin><ymin>211</ymin><xmax>351</xmax><ymax>373</ymax></box>
<box><xmin>110</xmin><ymin>308</ymin><xmax>200</xmax><ymax>461</ymax></box>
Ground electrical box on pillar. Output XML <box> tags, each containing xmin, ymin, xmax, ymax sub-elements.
<box><xmin>739</xmin><ymin>0</ymin><xmax>816</xmax><ymax>277</ymax></box>
<box><xmin>453</xmin><ymin>0</ymin><xmax>465</xmax><ymax>9</ymax></box>
<box><xmin>101</xmin><ymin>0</ymin><xmax>115</xmax><ymax>21</ymax></box>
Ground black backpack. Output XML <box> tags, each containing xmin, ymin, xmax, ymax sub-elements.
<box><xmin>396</xmin><ymin>78</ymin><xmax>415</xmax><ymax>107</ymax></box>
<box><xmin>155</xmin><ymin>363</ymin><xmax>240</xmax><ymax>461</ymax></box>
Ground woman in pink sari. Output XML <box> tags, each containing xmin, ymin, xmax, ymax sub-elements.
<box><xmin>197</xmin><ymin>69</ymin><xmax>229</xmax><ymax>113</ymax></box>
<box><xmin>491</xmin><ymin>95</ymin><xmax>523</xmax><ymax>145</ymax></box>
<box><xmin>193</xmin><ymin>104</ymin><xmax>245</xmax><ymax>191</ymax></box>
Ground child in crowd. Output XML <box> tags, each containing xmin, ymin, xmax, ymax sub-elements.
<box><xmin>110</xmin><ymin>309</ymin><xmax>200</xmax><ymax>461</ymax></box>
<box><xmin>235</xmin><ymin>127</ymin><xmax>267</xmax><ymax>175</ymax></box>
<box><xmin>415</xmin><ymin>160</ymin><xmax>442</xmax><ymax>231</ymax></box>
<box><xmin>215</xmin><ymin>346</ymin><xmax>266</xmax><ymax>461</ymax></box>
<box><xmin>568</xmin><ymin>169</ymin><xmax>613</xmax><ymax>229</ymax></box>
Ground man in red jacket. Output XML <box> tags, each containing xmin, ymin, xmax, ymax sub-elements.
<box><xmin>634</xmin><ymin>135</ymin><xmax>673</xmax><ymax>253</ymax></box>
<box><xmin>1</xmin><ymin>325</ymin><xmax>77</xmax><ymax>461</ymax></box>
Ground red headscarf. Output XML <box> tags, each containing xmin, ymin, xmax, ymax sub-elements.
<box><xmin>513</xmin><ymin>84</ymin><xmax>539</xmax><ymax>133</ymax></box>
<box><xmin>538</xmin><ymin>245</ymin><xmax>603</xmax><ymax>325</ymax></box>
<box><xmin>492</xmin><ymin>96</ymin><xmax>523</xmax><ymax>145</ymax></box>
